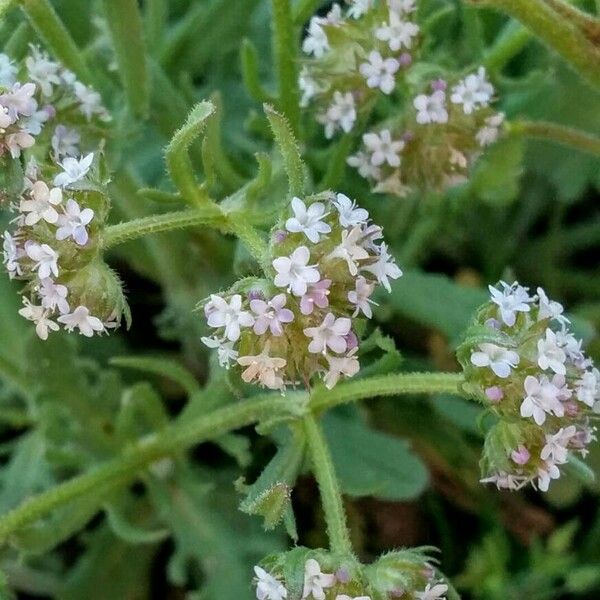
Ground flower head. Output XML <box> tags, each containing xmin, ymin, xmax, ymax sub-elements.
<box><xmin>362</xmin><ymin>129</ymin><xmax>404</xmax><ymax>167</ymax></box>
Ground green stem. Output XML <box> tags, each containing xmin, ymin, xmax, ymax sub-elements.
<box><xmin>226</xmin><ymin>219</ymin><xmax>271</xmax><ymax>273</ymax></box>
<box><xmin>271</xmin><ymin>0</ymin><xmax>301</xmax><ymax>136</ymax></box>
<box><xmin>101</xmin><ymin>207</ymin><xmax>225</xmax><ymax>250</ymax></box>
<box><xmin>0</xmin><ymin>395</ymin><xmax>293</xmax><ymax>545</ymax></box>
<box><xmin>303</xmin><ymin>413</ymin><xmax>353</xmax><ymax>556</ymax></box>
<box><xmin>19</xmin><ymin>0</ymin><xmax>91</xmax><ymax>83</ymax></box>
<box><xmin>310</xmin><ymin>372</ymin><xmax>464</xmax><ymax>413</ymax></box>
<box><xmin>545</xmin><ymin>0</ymin><xmax>600</xmax><ymax>42</ymax></box>
<box><xmin>469</xmin><ymin>0</ymin><xmax>600</xmax><ymax>90</ymax></box>
<box><xmin>484</xmin><ymin>22</ymin><xmax>532</xmax><ymax>72</ymax></box>
<box><xmin>509</xmin><ymin>120</ymin><xmax>600</xmax><ymax>155</ymax></box>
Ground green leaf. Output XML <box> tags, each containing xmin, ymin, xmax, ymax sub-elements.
<box><xmin>323</xmin><ymin>411</ymin><xmax>429</xmax><ymax>501</ymax></box>
<box><xmin>101</xmin><ymin>0</ymin><xmax>149</xmax><ymax>118</ymax></box>
<box><xmin>104</xmin><ymin>500</ymin><xmax>169</xmax><ymax>545</ymax></box>
<box><xmin>241</xmin><ymin>38</ymin><xmax>275</xmax><ymax>103</ymax></box>
<box><xmin>264</xmin><ymin>103</ymin><xmax>307</xmax><ymax>196</ymax></box>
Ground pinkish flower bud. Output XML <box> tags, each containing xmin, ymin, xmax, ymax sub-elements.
<box><xmin>485</xmin><ymin>317</ymin><xmax>501</xmax><ymax>329</ymax></box>
<box><xmin>422</xmin><ymin>564</ymin><xmax>435</xmax><ymax>579</ymax></box>
<box><xmin>399</xmin><ymin>52</ymin><xmax>412</xmax><ymax>67</ymax></box>
<box><xmin>247</xmin><ymin>289</ymin><xmax>264</xmax><ymax>301</ymax></box>
<box><xmin>564</xmin><ymin>401</ymin><xmax>579</xmax><ymax>417</ymax></box>
<box><xmin>485</xmin><ymin>386</ymin><xmax>504</xmax><ymax>403</ymax></box>
<box><xmin>401</xmin><ymin>131</ymin><xmax>414</xmax><ymax>143</ymax></box>
<box><xmin>390</xmin><ymin>589</ymin><xmax>406</xmax><ymax>598</ymax></box>
<box><xmin>511</xmin><ymin>445</ymin><xmax>530</xmax><ymax>465</ymax></box>
<box><xmin>273</xmin><ymin>229</ymin><xmax>287</xmax><ymax>243</ymax></box>
<box><xmin>335</xmin><ymin>567</ymin><xmax>351</xmax><ymax>584</ymax></box>
<box><xmin>431</xmin><ymin>79</ymin><xmax>447</xmax><ymax>92</ymax></box>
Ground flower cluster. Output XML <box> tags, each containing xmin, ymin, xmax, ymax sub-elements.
<box><xmin>253</xmin><ymin>551</ymin><xmax>449</xmax><ymax>600</ymax></box>
<box><xmin>1</xmin><ymin>48</ymin><xmax>127</xmax><ymax>340</ymax></box>
<box><xmin>201</xmin><ymin>192</ymin><xmax>402</xmax><ymax>391</ymax></box>
<box><xmin>347</xmin><ymin>68</ymin><xmax>505</xmax><ymax>197</ymax></box>
<box><xmin>458</xmin><ymin>282</ymin><xmax>599</xmax><ymax>492</ymax></box>
<box><xmin>300</xmin><ymin>0</ymin><xmax>419</xmax><ymax>138</ymax></box>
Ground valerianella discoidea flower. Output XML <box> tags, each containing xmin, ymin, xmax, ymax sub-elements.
<box><xmin>201</xmin><ymin>192</ymin><xmax>402</xmax><ymax>391</ymax></box>
<box><xmin>458</xmin><ymin>281</ymin><xmax>599</xmax><ymax>492</ymax></box>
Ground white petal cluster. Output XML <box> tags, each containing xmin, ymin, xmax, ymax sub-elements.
<box><xmin>203</xmin><ymin>192</ymin><xmax>402</xmax><ymax>391</ymax></box>
<box><xmin>462</xmin><ymin>281</ymin><xmax>598</xmax><ymax>493</ymax></box>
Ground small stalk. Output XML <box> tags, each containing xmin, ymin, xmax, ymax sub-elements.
<box><xmin>310</xmin><ymin>372</ymin><xmax>464</xmax><ymax>413</ymax></box>
<box><xmin>303</xmin><ymin>413</ymin><xmax>353</xmax><ymax>556</ymax></box>
<box><xmin>508</xmin><ymin>120</ymin><xmax>600</xmax><ymax>156</ymax></box>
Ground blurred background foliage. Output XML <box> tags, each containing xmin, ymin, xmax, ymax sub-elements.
<box><xmin>0</xmin><ymin>0</ymin><xmax>599</xmax><ymax>598</ymax></box>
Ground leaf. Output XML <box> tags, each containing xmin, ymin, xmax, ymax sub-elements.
<box><xmin>264</xmin><ymin>103</ymin><xmax>307</xmax><ymax>196</ymax></box>
<box><xmin>102</xmin><ymin>0</ymin><xmax>149</xmax><ymax>118</ymax></box>
<box><xmin>380</xmin><ymin>270</ymin><xmax>487</xmax><ymax>342</ymax></box>
<box><xmin>323</xmin><ymin>411</ymin><xmax>429</xmax><ymax>501</ymax></box>
<box><xmin>104</xmin><ymin>500</ymin><xmax>169</xmax><ymax>545</ymax></box>
<box><xmin>110</xmin><ymin>355</ymin><xmax>200</xmax><ymax>397</ymax></box>
<box><xmin>241</xmin><ymin>38</ymin><xmax>275</xmax><ymax>103</ymax></box>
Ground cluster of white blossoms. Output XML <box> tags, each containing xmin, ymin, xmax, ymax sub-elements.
<box><xmin>458</xmin><ymin>281</ymin><xmax>599</xmax><ymax>492</ymax></box>
<box><xmin>299</xmin><ymin>0</ymin><xmax>419</xmax><ymax>138</ymax></box>
<box><xmin>347</xmin><ymin>68</ymin><xmax>505</xmax><ymax>197</ymax></box>
<box><xmin>253</xmin><ymin>556</ymin><xmax>449</xmax><ymax>600</ymax></box>
<box><xmin>1</xmin><ymin>49</ymin><xmax>127</xmax><ymax>340</ymax></box>
<box><xmin>201</xmin><ymin>192</ymin><xmax>402</xmax><ymax>391</ymax></box>
<box><xmin>0</xmin><ymin>47</ymin><xmax>108</xmax><ymax>164</ymax></box>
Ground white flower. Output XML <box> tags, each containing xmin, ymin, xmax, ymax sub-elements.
<box><xmin>302</xmin><ymin>18</ymin><xmax>330</xmax><ymax>57</ymax></box>
<box><xmin>18</xmin><ymin>298</ymin><xmax>59</xmax><ymax>340</ymax></box>
<box><xmin>0</xmin><ymin>104</ymin><xmax>13</xmax><ymax>129</ymax></box>
<box><xmin>480</xmin><ymin>471</ymin><xmax>528</xmax><ymax>491</ymax></box>
<box><xmin>475</xmin><ymin>113</ymin><xmax>504</xmax><ymax>147</ymax></box>
<box><xmin>53</xmin><ymin>153</ymin><xmax>94</xmax><ymax>187</ymax></box>
<box><xmin>324</xmin><ymin>348</ymin><xmax>360</xmax><ymax>389</ymax></box>
<box><xmin>555</xmin><ymin>326</ymin><xmax>582</xmax><ymax>361</ymax></box>
<box><xmin>20</xmin><ymin>181</ymin><xmax>63</xmax><ymax>226</ymax></box>
<box><xmin>536</xmin><ymin>287</ymin><xmax>568</xmax><ymax>324</ymax></box>
<box><xmin>238</xmin><ymin>345</ymin><xmax>287</xmax><ymax>390</ymax></box>
<box><xmin>359</xmin><ymin>51</ymin><xmax>399</xmax><ymax>94</ymax></box>
<box><xmin>346</xmin><ymin>151</ymin><xmax>381</xmax><ymax>180</ymax></box>
<box><xmin>332</xmin><ymin>193</ymin><xmax>369</xmax><ymax>228</ymax></box>
<box><xmin>57</xmin><ymin>305</ymin><xmax>105</xmax><ymax>337</ymax></box>
<box><xmin>25</xmin><ymin>47</ymin><xmax>61</xmax><ymax>97</ymax></box>
<box><xmin>51</xmin><ymin>124</ymin><xmax>80</xmax><ymax>158</ymax></box>
<box><xmin>24</xmin><ymin>241</ymin><xmax>59</xmax><ymax>279</ymax></box>
<box><xmin>488</xmin><ymin>281</ymin><xmax>532</xmax><ymax>327</ymax></box>
<box><xmin>0</xmin><ymin>82</ymin><xmax>37</xmax><ymax>118</ymax></box>
<box><xmin>37</xmin><ymin>277</ymin><xmax>69</xmax><ymax>314</ymax></box>
<box><xmin>413</xmin><ymin>90</ymin><xmax>448</xmax><ymax>125</ymax></box>
<box><xmin>375</xmin><ymin>11</ymin><xmax>419</xmax><ymax>52</ymax></box>
<box><xmin>521</xmin><ymin>375</ymin><xmax>565</xmax><ymax>425</ymax></box>
<box><xmin>286</xmin><ymin>197</ymin><xmax>332</xmax><ymax>243</ymax></box>
<box><xmin>450</xmin><ymin>67</ymin><xmax>494</xmax><ymax>114</ymax></box>
<box><xmin>206</xmin><ymin>294</ymin><xmax>254</xmax><ymax>342</ymax></box>
<box><xmin>273</xmin><ymin>246</ymin><xmax>321</xmax><ymax>296</ymax></box>
<box><xmin>299</xmin><ymin>67</ymin><xmax>321</xmax><ymax>107</ymax></box>
<box><xmin>327</xmin><ymin>226</ymin><xmax>369</xmax><ymax>276</ymax></box>
<box><xmin>254</xmin><ymin>566</ymin><xmax>287</xmax><ymax>600</ymax></box>
<box><xmin>362</xmin><ymin>129</ymin><xmax>404</xmax><ymax>167</ymax></box>
<box><xmin>348</xmin><ymin>0</ymin><xmax>374</xmax><ymax>18</ymax></box>
<box><xmin>537</xmin><ymin>461</ymin><xmax>560</xmax><ymax>492</ymax></box>
<box><xmin>361</xmin><ymin>242</ymin><xmax>402</xmax><ymax>292</ymax></box>
<box><xmin>55</xmin><ymin>199</ymin><xmax>95</xmax><ymax>246</ymax></box>
<box><xmin>201</xmin><ymin>335</ymin><xmax>238</xmax><ymax>368</ymax></box>
<box><xmin>73</xmin><ymin>81</ymin><xmax>109</xmax><ymax>121</ymax></box>
<box><xmin>0</xmin><ymin>53</ymin><xmax>17</xmax><ymax>87</ymax></box>
<box><xmin>322</xmin><ymin>3</ymin><xmax>344</xmax><ymax>25</ymax></box>
<box><xmin>317</xmin><ymin>91</ymin><xmax>356</xmax><ymax>139</ymax></box>
<box><xmin>335</xmin><ymin>596</ymin><xmax>370</xmax><ymax>600</ymax></box>
<box><xmin>250</xmin><ymin>293</ymin><xmax>294</xmax><ymax>336</ymax></box>
<box><xmin>348</xmin><ymin>276</ymin><xmax>377</xmax><ymax>318</ymax></box>
<box><xmin>576</xmin><ymin>369</ymin><xmax>599</xmax><ymax>407</ymax></box>
<box><xmin>415</xmin><ymin>583</ymin><xmax>448</xmax><ymax>600</ymax></box>
<box><xmin>5</xmin><ymin>131</ymin><xmax>35</xmax><ymax>158</ymax></box>
<box><xmin>302</xmin><ymin>559</ymin><xmax>335</xmax><ymax>600</ymax></box>
<box><xmin>388</xmin><ymin>0</ymin><xmax>417</xmax><ymax>13</ymax></box>
<box><xmin>541</xmin><ymin>426</ymin><xmax>577</xmax><ymax>464</ymax></box>
<box><xmin>470</xmin><ymin>343</ymin><xmax>519</xmax><ymax>378</ymax></box>
<box><xmin>2</xmin><ymin>231</ymin><xmax>22</xmax><ymax>278</ymax></box>
<box><xmin>304</xmin><ymin>312</ymin><xmax>351</xmax><ymax>354</ymax></box>
<box><xmin>537</xmin><ymin>328</ymin><xmax>567</xmax><ymax>375</ymax></box>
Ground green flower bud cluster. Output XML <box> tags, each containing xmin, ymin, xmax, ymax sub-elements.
<box><xmin>457</xmin><ymin>281</ymin><xmax>598</xmax><ymax>492</ymax></box>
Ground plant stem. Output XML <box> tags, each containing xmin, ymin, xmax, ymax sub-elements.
<box><xmin>303</xmin><ymin>413</ymin><xmax>353</xmax><ymax>556</ymax></box>
<box><xmin>509</xmin><ymin>120</ymin><xmax>600</xmax><ymax>155</ymax></box>
<box><xmin>101</xmin><ymin>207</ymin><xmax>225</xmax><ymax>250</ymax></box>
<box><xmin>310</xmin><ymin>372</ymin><xmax>464</xmax><ymax>413</ymax></box>
<box><xmin>271</xmin><ymin>0</ymin><xmax>301</xmax><ymax>135</ymax></box>
<box><xmin>0</xmin><ymin>395</ymin><xmax>293</xmax><ymax>545</ymax></box>
<box><xmin>19</xmin><ymin>0</ymin><xmax>92</xmax><ymax>83</ymax></box>
<box><xmin>544</xmin><ymin>0</ymin><xmax>600</xmax><ymax>42</ymax></box>
<box><xmin>484</xmin><ymin>22</ymin><xmax>532</xmax><ymax>72</ymax></box>
<box><xmin>469</xmin><ymin>0</ymin><xmax>600</xmax><ymax>90</ymax></box>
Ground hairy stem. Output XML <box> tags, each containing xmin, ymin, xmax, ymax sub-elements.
<box><xmin>19</xmin><ymin>0</ymin><xmax>92</xmax><ymax>82</ymax></box>
<box><xmin>484</xmin><ymin>22</ymin><xmax>532</xmax><ymax>71</ymax></box>
<box><xmin>469</xmin><ymin>0</ymin><xmax>600</xmax><ymax>90</ymax></box>
<box><xmin>303</xmin><ymin>413</ymin><xmax>353</xmax><ymax>556</ymax></box>
<box><xmin>0</xmin><ymin>395</ymin><xmax>293</xmax><ymax>545</ymax></box>
<box><xmin>271</xmin><ymin>0</ymin><xmax>301</xmax><ymax>135</ymax></box>
<box><xmin>509</xmin><ymin>120</ymin><xmax>600</xmax><ymax>155</ymax></box>
<box><xmin>310</xmin><ymin>372</ymin><xmax>464</xmax><ymax>413</ymax></box>
<box><xmin>544</xmin><ymin>0</ymin><xmax>600</xmax><ymax>43</ymax></box>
